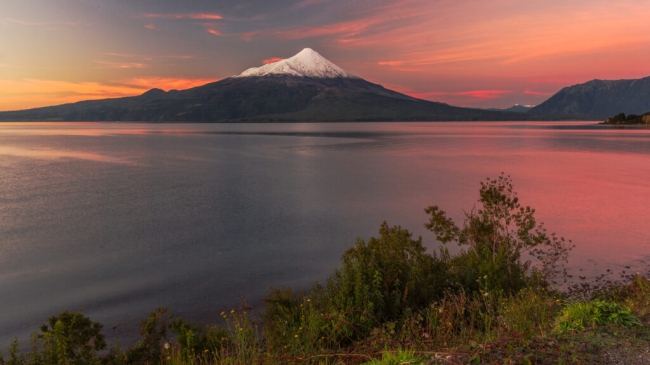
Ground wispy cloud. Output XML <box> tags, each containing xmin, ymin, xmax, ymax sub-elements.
<box><xmin>140</xmin><ymin>13</ymin><xmax>223</xmax><ymax>20</ymax></box>
<box><xmin>2</xmin><ymin>18</ymin><xmax>77</xmax><ymax>27</ymax></box>
<box><xmin>524</xmin><ymin>89</ymin><xmax>554</xmax><ymax>97</ymax></box>
<box><xmin>104</xmin><ymin>53</ymin><xmax>153</xmax><ymax>61</ymax></box>
<box><xmin>94</xmin><ymin>61</ymin><xmax>148</xmax><ymax>69</ymax></box>
<box><xmin>203</xmin><ymin>24</ymin><xmax>224</xmax><ymax>36</ymax></box>
<box><xmin>118</xmin><ymin>77</ymin><xmax>218</xmax><ymax>90</ymax></box>
<box><xmin>410</xmin><ymin>89</ymin><xmax>512</xmax><ymax>102</ymax></box>
<box><xmin>144</xmin><ymin>23</ymin><xmax>159</xmax><ymax>30</ymax></box>
<box><xmin>294</xmin><ymin>0</ymin><xmax>328</xmax><ymax>9</ymax></box>
<box><xmin>262</xmin><ymin>57</ymin><xmax>283</xmax><ymax>65</ymax></box>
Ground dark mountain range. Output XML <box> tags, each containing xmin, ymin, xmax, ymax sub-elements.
<box><xmin>0</xmin><ymin>49</ymin><xmax>530</xmax><ymax>123</ymax></box>
<box><xmin>487</xmin><ymin>104</ymin><xmax>533</xmax><ymax>113</ymax></box>
<box><xmin>529</xmin><ymin>76</ymin><xmax>650</xmax><ymax>119</ymax></box>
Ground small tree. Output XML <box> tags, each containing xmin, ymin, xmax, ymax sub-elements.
<box><xmin>425</xmin><ymin>174</ymin><xmax>572</xmax><ymax>293</ymax></box>
<box><xmin>325</xmin><ymin>222</ymin><xmax>449</xmax><ymax>340</ymax></box>
<box><xmin>34</xmin><ymin>311</ymin><xmax>106</xmax><ymax>365</ymax></box>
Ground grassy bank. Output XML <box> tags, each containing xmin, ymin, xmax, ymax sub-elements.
<box><xmin>3</xmin><ymin>175</ymin><xmax>649</xmax><ymax>365</ymax></box>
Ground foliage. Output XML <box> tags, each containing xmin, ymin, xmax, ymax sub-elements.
<box><xmin>425</xmin><ymin>173</ymin><xmax>573</xmax><ymax>293</ymax></box>
<box><xmin>554</xmin><ymin>300</ymin><xmax>641</xmax><ymax>333</ymax></box>
<box><xmin>324</xmin><ymin>222</ymin><xmax>449</xmax><ymax>341</ymax></box>
<box><xmin>126</xmin><ymin>308</ymin><xmax>170</xmax><ymax>365</ymax></box>
<box><xmin>32</xmin><ymin>310</ymin><xmax>106</xmax><ymax>365</ymax></box>
<box><xmin>218</xmin><ymin>308</ymin><xmax>260</xmax><ymax>363</ymax></box>
<box><xmin>605</xmin><ymin>111</ymin><xmax>650</xmax><ymax>125</ymax></box>
<box><xmin>168</xmin><ymin>318</ymin><xmax>228</xmax><ymax>363</ymax></box>
<box><xmin>361</xmin><ymin>349</ymin><xmax>423</xmax><ymax>365</ymax></box>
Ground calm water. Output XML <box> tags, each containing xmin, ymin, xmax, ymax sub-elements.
<box><xmin>1</xmin><ymin>121</ymin><xmax>649</xmax><ymax>346</ymax></box>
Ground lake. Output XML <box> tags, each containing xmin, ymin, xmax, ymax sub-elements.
<box><xmin>1</xmin><ymin>121</ymin><xmax>649</xmax><ymax>346</ymax></box>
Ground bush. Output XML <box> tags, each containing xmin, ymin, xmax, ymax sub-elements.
<box><xmin>425</xmin><ymin>174</ymin><xmax>572</xmax><ymax>294</ymax></box>
<box><xmin>325</xmin><ymin>222</ymin><xmax>449</xmax><ymax>340</ymax></box>
<box><xmin>33</xmin><ymin>311</ymin><xmax>106</xmax><ymax>365</ymax></box>
<box><xmin>126</xmin><ymin>308</ymin><xmax>169</xmax><ymax>365</ymax></box>
<box><xmin>554</xmin><ymin>300</ymin><xmax>641</xmax><ymax>333</ymax></box>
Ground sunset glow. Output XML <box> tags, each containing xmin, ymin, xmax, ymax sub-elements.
<box><xmin>1</xmin><ymin>0</ymin><xmax>649</xmax><ymax>111</ymax></box>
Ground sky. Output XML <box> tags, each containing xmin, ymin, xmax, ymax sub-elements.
<box><xmin>1</xmin><ymin>0</ymin><xmax>649</xmax><ymax>111</ymax></box>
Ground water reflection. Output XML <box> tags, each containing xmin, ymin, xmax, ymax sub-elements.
<box><xmin>1</xmin><ymin>121</ymin><xmax>649</xmax><ymax>348</ymax></box>
<box><xmin>0</xmin><ymin>146</ymin><xmax>135</xmax><ymax>164</ymax></box>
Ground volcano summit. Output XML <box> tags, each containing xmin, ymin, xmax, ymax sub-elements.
<box><xmin>0</xmin><ymin>48</ymin><xmax>523</xmax><ymax>122</ymax></box>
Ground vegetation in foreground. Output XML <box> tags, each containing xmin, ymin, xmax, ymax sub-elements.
<box><xmin>2</xmin><ymin>175</ymin><xmax>649</xmax><ymax>365</ymax></box>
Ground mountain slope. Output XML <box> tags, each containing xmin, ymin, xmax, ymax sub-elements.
<box><xmin>529</xmin><ymin>76</ymin><xmax>650</xmax><ymax>118</ymax></box>
<box><xmin>0</xmin><ymin>48</ymin><xmax>527</xmax><ymax>122</ymax></box>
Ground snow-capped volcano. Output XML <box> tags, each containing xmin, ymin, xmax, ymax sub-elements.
<box><xmin>237</xmin><ymin>48</ymin><xmax>357</xmax><ymax>79</ymax></box>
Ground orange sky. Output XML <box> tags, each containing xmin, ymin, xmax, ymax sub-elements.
<box><xmin>1</xmin><ymin>0</ymin><xmax>649</xmax><ymax>111</ymax></box>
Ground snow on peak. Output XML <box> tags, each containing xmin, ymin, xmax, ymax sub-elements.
<box><xmin>237</xmin><ymin>48</ymin><xmax>357</xmax><ymax>78</ymax></box>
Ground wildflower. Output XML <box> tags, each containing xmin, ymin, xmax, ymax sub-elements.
<box><xmin>164</xmin><ymin>342</ymin><xmax>170</xmax><ymax>349</ymax></box>
<box><xmin>230</xmin><ymin>309</ymin><xmax>235</xmax><ymax>314</ymax></box>
<box><xmin>220</xmin><ymin>311</ymin><xmax>225</xmax><ymax>316</ymax></box>
<box><xmin>307</xmin><ymin>299</ymin><xmax>311</xmax><ymax>302</ymax></box>
<box><xmin>204</xmin><ymin>349</ymin><xmax>209</xmax><ymax>353</ymax></box>
<box><xmin>294</xmin><ymin>334</ymin><xmax>298</xmax><ymax>338</ymax></box>
<box><xmin>298</xmin><ymin>327</ymin><xmax>302</xmax><ymax>331</ymax></box>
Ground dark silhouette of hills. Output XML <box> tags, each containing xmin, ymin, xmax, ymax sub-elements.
<box><xmin>529</xmin><ymin>76</ymin><xmax>650</xmax><ymax>119</ymax></box>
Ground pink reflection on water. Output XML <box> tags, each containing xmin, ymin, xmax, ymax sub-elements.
<box><xmin>388</xmin><ymin>122</ymin><xmax>650</xmax><ymax>280</ymax></box>
<box><xmin>0</xmin><ymin>146</ymin><xmax>136</xmax><ymax>164</ymax></box>
<box><xmin>0</xmin><ymin>122</ymin><xmax>199</xmax><ymax>137</ymax></box>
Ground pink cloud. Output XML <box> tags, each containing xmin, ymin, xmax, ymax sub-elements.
<box><xmin>140</xmin><ymin>13</ymin><xmax>223</xmax><ymax>20</ymax></box>
<box><xmin>295</xmin><ymin>0</ymin><xmax>328</xmax><ymax>8</ymax></box>
<box><xmin>378</xmin><ymin>61</ymin><xmax>405</xmax><ymax>66</ymax></box>
<box><xmin>94</xmin><ymin>61</ymin><xmax>147</xmax><ymax>69</ymax></box>
<box><xmin>410</xmin><ymin>90</ymin><xmax>511</xmax><ymax>100</ymax></box>
<box><xmin>263</xmin><ymin>57</ymin><xmax>283</xmax><ymax>65</ymax></box>
<box><xmin>524</xmin><ymin>89</ymin><xmax>554</xmax><ymax>97</ymax></box>
<box><xmin>456</xmin><ymin>90</ymin><xmax>512</xmax><ymax>100</ymax></box>
<box><xmin>240</xmin><ymin>16</ymin><xmax>382</xmax><ymax>41</ymax></box>
<box><xmin>144</xmin><ymin>23</ymin><xmax>159</xmax><ymax>31</ymax></box>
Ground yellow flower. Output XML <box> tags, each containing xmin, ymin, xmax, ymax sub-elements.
<box><xmin>231</xmin><ymin>309</ymin><xmax>235</xmax><ymax>314</ymax></box>
<box><xmin>294</xmin><ymin>334</ymin><xmax>298</xmax><ymax>338</ymax></box>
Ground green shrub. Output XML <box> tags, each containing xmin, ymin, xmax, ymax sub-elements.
<box><xmin>425</xmin><ymin>174</ymin><xmax>572</xmax><ymax>294</ymax></box>
<box><xmin>361</xmin><ymin>349</ymin><xmax>423</xmax><ymax>365</ymax></box>
<box><xmin>554</xmin><ymin>300</ymin><xmax>641</xmax><ymax>333</ymax></box>
<box><xmin>126</xmin><ymin>308</ymin><xmax>169</xmax><ymax>365</ymax></box>
<box><xmin>32</xmin><ymin>310</ymin><xmax>106</xmax><ymax>365</ymax></box>
<box><xmin>499</xmin><ymin>287</ymin><xmax>560</xmax><ymax>335</ymax></box>
<box><xmin>168</xmin><ymin>318</ymin><xmax>228</xmax><ymax>363</ymax></box>
<box><xmin>325</xmin><ymin>222</ymin><xmax>449</xmax><ymax>341</ymax></box>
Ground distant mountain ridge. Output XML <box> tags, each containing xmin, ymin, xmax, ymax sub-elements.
<box><xmin>487</xmin><ymin>104</ymin><xmax>533</xmax><ymax>113</ymax></box>
<box><xmin>0</xmin><ymin>48</ymin><xmax>529</xmax><ymax>122</ymax></box>
<box><xmin>529</xmin><ymin>76</ymin><xmax>650</xmax><ymax>118</ymax></box>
